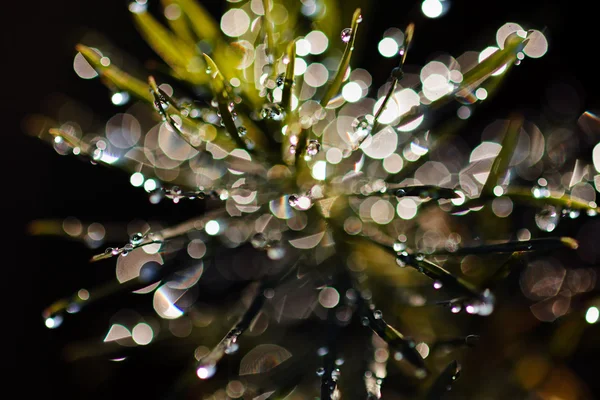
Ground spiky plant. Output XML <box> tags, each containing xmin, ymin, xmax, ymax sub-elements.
<box><xmin>29</xmin><ymin>0</ymin><xmax>600</xmax><ymax>398</ymax></box>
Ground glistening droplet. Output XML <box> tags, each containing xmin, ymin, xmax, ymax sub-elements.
<box><xmin>535</xmin><ymin>204</ymin><xmax>559</xmax><ymax>232</ymax></box>
<box><xmin>341</xmin><ymin>28</ymin><xmax>352</xmax><ymax>43</ymax></box>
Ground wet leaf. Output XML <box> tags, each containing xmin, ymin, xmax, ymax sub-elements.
<box><xmin>281</xmin><ymin>40</ymin><xmax>296</xmax><ymax>113</ymax></box>
<box><xmin>320</xmin><ymin>8</ymin><xmax>362</xmax><ymax>107</ymax></box>
<box><xmin>76</xmin><ymin>44</ymin><xmax>152</xmax><ymax>102</ymax></box>
<box><xmin>432</xmin><ymin>237</ymin><xmax>578</xmax><ymax>256</ymax></box>
<box><xmin>426</xmin><ymin>360</ymin><xmax>460</xmax><ymax>400</ymax></box>
<box><xmin>481</xmin><ymin>115</ymin><xmax>523</xmax><ymax>195</ymax></box>
<box><xmin>174</xmin><ymin>0</ymin><xmax>219</xmax><ymax>42</ymax></box>
<box><xmin>131</xmin><ymin>8</ymin><xmax>205</xmax><ymax>84</ymax></box>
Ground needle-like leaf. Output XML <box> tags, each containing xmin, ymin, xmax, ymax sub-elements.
<box><xmin>320</xmin><ymin>8</ymin><xmax>362</xmax><ymax>107</ymax></box>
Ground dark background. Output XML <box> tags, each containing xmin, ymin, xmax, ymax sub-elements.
<box><xmin>3</xmin><ymin>0</ymin><xmax>600</xmax><ymax>398</ymax></box>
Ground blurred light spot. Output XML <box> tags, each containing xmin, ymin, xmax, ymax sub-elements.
<box><xmin>226</xmin><ymin>380</ymin><xmax>246</xmax><ymax>398</ymax></box>
<box><xmin>373</xmin><ymin>96</ymin><xmax>399</xmax><ymax>124</ymax></box>
<box><xmin>197</xmin><ymin>364</ymin><xmax>216</xmax><ymax>379</ymax></box>
<box><xmin>517</xmin><ymin>228</ymin><xmax>531</xmax><ymax>241</ymax></box>
<box><xmin>397</xmin><ymin>198</ymin><xmax>418</xmax><ymax>219</ymax></box>
<box><xmin>523</xmin><ymin>30</ymin><xmax>548</xmax><ymax>58</ymax></box>
<box><xmin>187</xmin><ymin>239</ymin><xmax>206</xmax><ymax>259</ymax></box>
<box><xmin>371</xmin><ymin>199</ymin><xmax>395</xmax><ymax>224</ymax></box>
<box><xmin>78</xmin><ymin>289</ymin><xmax>90</xmax><ymax>301</ymax></box>
<box><xmin>593</xmin><ymin>143</ymin><xmax>600</xmax><ymax>172</ymax></box>
<box><xmin>164</xmin><ymin>3</ymin><xmax>182</xmax><ymax>20</ymax></box>
<box><xmin>221</xmin><ymin>9</ymin><xmax>250</xmax><ymax>37</ymax></box>
<box><xmin>144</xmin><ymin>179</ymin><xmax>157</xmax><ymax>192</ymax></box>
<box><xmin>496</xmin><ymin>22</ymin><xmax>524</xmax><ymax>49</ymax></box>
<box><xmin>45</xmin><ymin>315</ymin><xmax>63</xmax><ymax>329</ymax></box>
<box><xmin>421</xmin><ymin>0</ymin><xmax>443</xmax><ymax>18</ymax></box>
<box><xmin>492</xmin><ymin>197</ymin><xmax>513</xmax><ymax>217</ymax></box>
<box><xmin>87</xmin><ymin>222</ymin><xmax>105</xmax><ymax>241</ymax></box>
<box><xmin>361</xmin><ymin>126</ymin><xmax>398</xmax><ymax>159</ymax></box>
<box><xmin>586</xmin><ymin>306</ymin><xmax>599</xmax><ymax>324</ymax></box>
<box><xmin>326</xmin><ymin>148</ymin><xmax>343</xmax><ymax>164</ymax></box>
<box><xmin>63</xmin><ymin>217</ymin><xmax>83</xmax><ymax>237</ymax></box>
<box><xmin>296</xmin><ymin>38</ymin><xmax>311</xmax><ymax>56</ymax></box>
<box><xmin>475</xmin><ymin>88</ymin><xmax>488</xmax><ymax>100</ymax></box>
<box><xmin>111</xmin><ymin>91</ymin><xmax>130</xmax><ymax>106</ymax></box>
<box><xmin>294</xmin><ymin>58</ymin><xmax>307</xmax><ymax>75</ymax></box>
<box><xmin>304</xmin><ymin>63</ymin><xmax>328</xmax><ymax>87</ymax></box>
<box><xmin>342</xmin><ymin>82</ymin><xmax>362</xmax><ymax>102</ymax></box>
<box><xmin>450</xmin><ymin>190</ymin><xmax>465</xmax><ymax>206</ymax></box>
<box><xmin>205</xmin><ymin>220</ymin><xmax>220</xmax><ymax>235</ymax></box>
<box><xmin>306</xmin><ymin>30</ymin><xmax>328</xmax><ymax>55</ymax></box>
<box><xmin>415</xmin><ymin>342</ymin><xmax>430</xmax><ymax>358</ymax></box>
<box><xmin>239</xmin><ymin>344</ymin><xmax>292</xmax><ymax>375</ymax></box>
<box><xmin>378</xmin><ymin>37</ymin><xmax>399</xmax><ymax>58</ymax></box>
<box><xmin>457</xmin><ymin>105</ymin><xmax>471</xmax><ymax>119</ymax></box>
<box><xmin>319</xmin><ymin>287</ymin><xmax>340</xmax><ymax>308</ymax></box>
<box><xmin>132</xmin><ymin>322</ymin><xmax>153</xmax><ymax>345</ymax></box>
<box><xmin>130</xmin><ymin>172</ymin><xmax>144</xmax><ymax>187</ymax></box>
<box><xmin>383</xmin><ymin>153</ymin><xmax>403</xmax><ymax>173</ymax></box>
<box><xmin>311</xmin><ymin>160</ymin><xmax>327</xmax><ymax>180</ymax></box>
<box><xmin>104</xmin><ymin>324</ymin><xmax>131</xmax><ymax>342</ymax></box>
<box><xmin>73</xmin><ymin>52</ymin><xmax>98</xmax><ymax>79</ymax></box>
<box><xmin>479</xmin><ymin>47</ymin><xmax>506</xmax><ymax>76</ymax></box>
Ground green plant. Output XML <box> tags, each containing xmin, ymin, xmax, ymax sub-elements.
<box><xmin>29</xmin><ymin>0</ymin><xmax>600</xmax><ymax>398</ymax></box>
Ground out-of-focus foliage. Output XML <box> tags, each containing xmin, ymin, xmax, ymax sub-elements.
<box><xmin>26</xmin><ymin>0</ymin><xmax>600</xmax><ymax>398</ymax></box>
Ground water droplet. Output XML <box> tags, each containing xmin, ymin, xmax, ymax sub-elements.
<box><xmin>535</xmin><ymin>205</ymin><xmax>559</xmax><ymax>232</ymax></box>
<box><xmin>267</xmin><ymin>245</ymin><xmax>286</xmax><ymax>260</ymax></box>
<box><xmin>122</xmin><ymin>243</ymin><xmax>134</xmax><ymax>257</ymax></box>
<box><xmin>451</xmin><ymin>304</ymin><xmax>462</xmax><ymax>314</ymax></box>
<box><xmin>224</xmin><ymin>342</ymin><xmax>239</xmax><ymax>354</ymax></box>
<box><xmin>588</xmin><ymin>208</ymin><xmax>598</xmax><ymax>217</ymax></box>
<box><xmin>276</xmin><ymin>73</ymin><xmax>285</xmax><ymax>87</ymax></box>
<box><xmin>92</xmin><ymin>146</ymin><xmax>104</xmax><ymax>161</ymax></box>
<box><xmin>373</xmin><ymin>310</ymin><xmax>383</xmax><ymax>319</ymax></box>
<box><xmin>415</xmin><ymin>253</ymin><xmax>425</xmax><ymax>261</ymax></box>
<box><xmin>316</xmin><ymin>367</ymin><xmax>326</xmax><ymax>376</ymax></box>
<box><xmin>393</xmin><ymin>241</ymin><xmax>406</xmax><ymax>252</ymax></box>
<box><xmin>569</xmin><ymin>209</ymin><xmax>580</xmax><ymax>219</ymax></box>
<box><xmin>391</xmin><ymin>67</ymin><xmax>404</xmax><ymax>80</ymax></box>
<box><xmin>289</xmin><ymin>144</ymin><xmax>297</xmax><ymax>155</ymax></box>
<box><xmin>237</xmin><ymin>126</ymin><xmax>247</xmax><ymax>137</ymax></box>
<box><xmin>361</xmin><ymin>316</ymin><xmax>370</xmax><ymax>326</ymax></box>
<box><xmin>44</xmin><ymin>314</ymin><xmax>63</xmax><ymax>329</ymax></box>
<box><xmin>531</xmin><ymin>185</ymin><xmax>550</xmax><ymax>199</ymax></box>
<box><xmin>210</xmin><ymin>98</ymin><xmax>219</xmax><ymax>108</ymax></box>
<box><xmin>251</xmin><ymin>233</ymin><xmax>268</xmax><ymax>249</ymax></box>
<box><xmin>465</xmin><ymin>335</ymin><xmax>479</xmax><ymax>347</ymax></box>
<box><xmin>130</xmin><ymin>232</ymin><xmax>144</xmax><ymax>245</ymax></box>
<box><xmin>105</xmin><ymin>247</ymin><xmax>115</xmax><ymax>254</ymax></box>
<box><xmin>288</xmin><ymin>194</ymin><xmax>312</xmax><ymax>210</ymax></box>
<box><xmin>196</xmin><ymin>363</ymin><xmax>217</xmax><ymax>379</ymax></box>
<box><xmin>356</xmin><ymin>14</ymin><xmax>363</xmax><ymax>23</ymax></box>
<box><xmin>306</xmin><ymin>139</ymin><xmax>321</xmax><ymax>157</ymax></box>
<box><xmin>350</xmin><ymin>115</ymin><xmax>372</xmax><ymax>148</ymax></box>
<box><xmin>260</xmin><ymin>103</ymin><xmax>285</xmax><ymax>121</ymax></box>
<box><xmin>331</xmin><ymin>368</ymin><xmax>341</xmax><ymax>381</ymax></box>
<box><xmin>341</xmin><ymin>28</ymin><xmax>352</xmax><ymax>43</ymax></box>
<box><xmin>433</xmin><ymin>280</ymin><xmax>443</xmax><ymax>290</ymax></box>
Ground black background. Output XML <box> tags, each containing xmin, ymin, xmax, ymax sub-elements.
<box><xmin>3</xmin><ymin>0</ymin><xmax>600</xmax><ymax>398</ymax></box>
